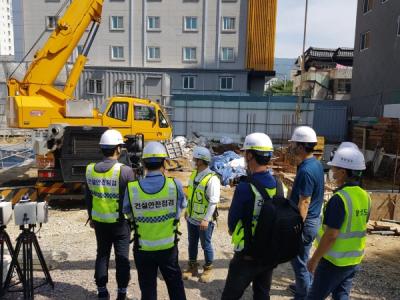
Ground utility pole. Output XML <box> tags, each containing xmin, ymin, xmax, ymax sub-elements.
<box><xmin>296</xmin><ymin>0</ymin><xmax>309</xmax><ymax>125</ymax></box>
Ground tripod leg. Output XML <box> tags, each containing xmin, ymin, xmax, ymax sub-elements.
<box><xmin>4</xmin><ymin>235</ymin><xmax>23</xmax><ymax>292</ymax></box>
<box><xmin>32</xmin><ymin>234</ymin><xmax>54</xmax><ymax>288</ymax></box>
<box><xmin>4</xmin><ymin>232</ymin><xmax>24</xmax><ymax>285</ymax></box>
<box><xmin>28</xmin><ymin>237</ymin><xmax>34</xmax><ymax>299</ymax></box>
<box><xmin>23</xmin><ymin>236</ymin><xmax>28</xmax><ymax>299</ymax></box>
<box><xmin>0</xmin><ymin>233</ymin><xmax>4</xmax><ymax>296</ymax></box>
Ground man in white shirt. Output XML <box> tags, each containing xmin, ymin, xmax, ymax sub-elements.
<box><xmin>183</xmin><ymin>146</ymin><xmax>220</xmax><ymax>283</ymax></box>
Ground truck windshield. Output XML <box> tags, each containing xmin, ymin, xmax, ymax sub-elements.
<box><xmin>99</xmin><ymin>100</ymin><xmax>110</xmax><ymax>113</ymax></box>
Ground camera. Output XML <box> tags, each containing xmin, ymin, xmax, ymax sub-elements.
<box><xmin>0</xmin><ymin>196</ymin><xmax>12</xmax><ymax>226</ymax></box>
<box><xmin>14</xmin><ymin>197</ymin><xmax>48</xmax><ymax>226</ymax></box>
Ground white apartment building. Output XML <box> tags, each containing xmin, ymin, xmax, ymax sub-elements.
<box><xmin>0</xmin><ymin>0</ymin><xmax>14</xmax><ymax>56</ymax></box>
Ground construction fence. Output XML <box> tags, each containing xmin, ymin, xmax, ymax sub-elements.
<box><xmin>171</xmin><ymin>95</ymin><xmax>349</xmax><ymax>143</ymax></box>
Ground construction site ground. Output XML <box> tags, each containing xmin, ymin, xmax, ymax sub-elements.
<box><xmin>1</xmin><ymin>169</ymin><xmax>399</xmax><ymax>300</ymax></box>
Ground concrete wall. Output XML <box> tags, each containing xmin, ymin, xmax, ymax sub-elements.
<box><xmin>351</xmin><ymin>0</ymin><xmax>400</xmax><ymax>117</ymax></box>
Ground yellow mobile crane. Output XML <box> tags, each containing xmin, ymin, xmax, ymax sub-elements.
<box><xmin>5</xmin><ymin>0</ymin><xmax>172</xmax><ymax>201</ymax></box>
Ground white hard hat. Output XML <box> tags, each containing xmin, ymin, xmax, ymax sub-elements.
<box><xmin>328</xmin><ymin>147</ymin><xmax>366</xmax><ymax>171</ymax></box>
<box><xmin>242</xmin><ymin>132</ymin><xmax>273</xmax><ymax>153</ymax></box>
<box><xmin>337</xmin><ymin>142</ymin><xmax>359</xmax><ymax>151</ymax></box>
<box><xmin>193</xmin><ymin>146</ymin><xmax>212</xmax><ymax>162</ymax></box>
<box><xmin>99</xmin><ymin>129</ymin><xmax>124</xmax><ymax>148</ymax></box>
<box><xmin>289</xmin><ymin>126</ymin><xmax>318</xmax><ymax>143</ymax></box>
<box><xmin>142</xmin><ymin>142</ymin><xmax>168</xmax><ymax>159</ymax></box>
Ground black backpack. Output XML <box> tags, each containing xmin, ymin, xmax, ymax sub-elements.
<box><xmin>243</xmin><ymin>176</ymin><xmax>304</xmax><ymax>266</ymax></box>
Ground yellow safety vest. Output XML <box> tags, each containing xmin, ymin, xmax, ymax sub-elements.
<box><xmin>316</xmin><ymin>185</ymin><xmax>371</xmax><ymax>267</ymax></box>
<box><xmin>86</xmin><ymin>162</ymin><xmax>122</xmax><ymax>223</ymax></box>
<box><xmin>128</xmin><ymin>177</ymin><xmax>178</xmax><ymax>251</ymax></box>
<box><xmin>231</xmin><ymin>184</ymin><xmax>277</xmax><ymax>252</ymax></box>
<box><xmin>187</xmin><ymin>170</ymin><xmax>216</xmax><ymax>222</ymax></box>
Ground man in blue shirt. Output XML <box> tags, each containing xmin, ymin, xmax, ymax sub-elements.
<box><xmin>222</xmin><ymin>132</ymin><xmax>282</xmax><ymax>300</ymax></box>
<box><xmin>124</xmin><ymin>142</ymin><xmax>187</xmax><ymax>300</ymax></box>
<box><xmin>288</xmin><ymin>126</ymin><xmax>325</xmax><ymax>300</ymax></box>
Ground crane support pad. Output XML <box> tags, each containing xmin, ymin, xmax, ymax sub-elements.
<box><xmin>0</xmin><ymin>186</ymin><xmax>37</xmax><ymax>204</ymax></box>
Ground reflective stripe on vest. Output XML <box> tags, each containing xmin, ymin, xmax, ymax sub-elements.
<box><xmin>231</xmin><ymin>184</ymin><xmax>277</xmax><ymax>252</ymax></box>
<box><xmin>86</xmin><ymin>162</ymin><xmax>122</xmax><ymax>223</ymax></box>
<box><xmin>316</xmin><ymin>186</ymin><xmax>371</xmax><ymax>267</ymax></box>
<box><xmin>128</xmin><ymin>177</ymin><xmax>178</xmax><ymax>251</ymax></box>
<box><xmin>187</xmin><ymin>170</ymin><xmax>215</xmax><ymax>222</ymax></box>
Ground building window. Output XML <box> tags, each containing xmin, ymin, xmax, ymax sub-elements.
<box><xmin>221</xmin><ymin>47</ymin><xmax>235</xmax><ymax>62</ymax></box>
<box><xmin>116</xmin><ymin>80</ymin><xmax>134</xmax><ymax>95</ymax></box>
<box><xmin>337</xmin><ymin>79</ymin><xmax>351</xmax><ymax>93</ymax></box>
<box><xmin>222</xmin><ymin>17</ymin><xmax>236</xmax><ymax>32</ymax></box>
<box><xmin>111</xmin><ymin>46</ymin><xmax>124</xmax><ymax>60</ymax></box>
<box><xmin>360</xmin><ymin>31</ymin><xmax>371</xmax><ymax>51</ymax></box>
<box><xmin>107</xmin><ymin>102</ymin><xmax>128</xmax><ymax>121</ymax></box>
<box><xmin>87</xmin><ymin>79</ymin><xmax>103</xmax><ymax>95</ymax></box>
<box><xmin>45</xmin><ymin>16</ymin><xmax>59</xmax><ymax>30</ymax></box>
<box><xmin>147</xmin><ymin>46</ymin><xmax>161</xmax><ymax>61</ymax></box>
<box><xmin>397</xmin><ymin>16</ymin><xmax>400</xmax><ymax>36</ymax></box>
<box><xmin>147</xmin><ymin>16</ymin><xmax>161</xmax><ymax>31</ymax></box>
<box><xmin>220</xmin><ymin>76</ymin><xmax>233</xmax><ymax>90</ymax></box>
<box><xmin>183</xmin><ymin>47</ymin><xmax>197</xmax><ymax>62</ymax></box>
<box><xmin>110</xmin><ymin>16</ymin><xmax>124</xmax><ymax>30</ymax></box>
<box><xmin>182</xmin><ymin>76</ymin><xmax>196</xmax><ymax>89</ymax></box>
<box><xmin>184</xmin><ymin>16</ymin><xmax>198</xmax><ymax>31</ymax></box>
<box><xmin>134</xmin><ymin>105</ymin><xmax>155</xmax><ymax>121</ymax></box>
<box><xmin>363</xmin><ymin>0</ymin><xmax>373</xmax><ymax>14</ymax></box>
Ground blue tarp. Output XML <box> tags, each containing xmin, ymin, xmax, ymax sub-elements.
<box><xmin>210</xmin><ymin>151</ymin><xmax>246</xmax><ymax>185</ymax></box>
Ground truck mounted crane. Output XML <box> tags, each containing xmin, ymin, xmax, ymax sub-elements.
<box><xmin>5</xmin><ymin>0</ymin><xmax>173</xmax><ymax>201</ymax></box>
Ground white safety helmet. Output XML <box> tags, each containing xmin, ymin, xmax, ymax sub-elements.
<box><xmin>328</xmin><ymin>147</ymin><xmax>366</xmax><ymax>171</ymax></box>
<box><xmin>242</xmin><ymin>133</ymin><xmax>273</xmax><ymax>155</ymax></box>
<box><xmin>289</xmin><ymin>126</ymin><xmax>318</xmax><ymax>143</ymax></box>
<box><xmin>99</xmin><ymin>129</ymin><xmax>125</xmax><ymax>148</ymax></box>
<box><xmin>142</xmin><ymin>142</ymin><xmax>168</xmax><ymax>160</ymax></box>
<box><xmin>337</xmin><ymin>142</ymin><xmax>359</xmax><ymax>151</ymax></box>
<box><xmin>193</xmin><ymin>146</ymin><xmax>212</xmax><ymax>162</ymax></box>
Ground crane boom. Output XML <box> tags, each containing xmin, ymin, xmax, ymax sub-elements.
<box><xmin>8</xmin><ymin>0</ymin><xmax>103</xmax><ymax>103</ymax></box>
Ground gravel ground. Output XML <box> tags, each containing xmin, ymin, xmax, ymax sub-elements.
<box><xmin>2</xmin><ymin>206</ymin><xmax>399</xmax><ymax>300</ymax></box>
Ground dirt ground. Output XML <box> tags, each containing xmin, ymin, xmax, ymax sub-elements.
<box><xmin>2</xmin><ymin>205</ymin><xmax>399</xmax><ymax>300</ymax></box>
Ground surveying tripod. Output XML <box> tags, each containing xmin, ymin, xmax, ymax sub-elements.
<box><xmin>3</xmin><ymin>224</ymin><xmax>54</xmax><ymax>299</ymax></box>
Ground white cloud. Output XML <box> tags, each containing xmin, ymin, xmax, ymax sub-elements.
<box><xmin>275</xmin><ymin>0</ymin><xmax>358</xmax><ymax>58</ymax></box>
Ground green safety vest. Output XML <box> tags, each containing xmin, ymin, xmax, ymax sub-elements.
<box><xmin>128</xmin><ymin>176</ymin><xmax>178</xmax><ymax>251</ymax></box>
<box><xmin>187</xmin><ymin>170</ymin><xmax>216</xmax><ymax>222</ymax></box>
<box><xmin>231</xmin><ymin>184</ymin><xmax>277</xmax><ymax>252</ymax></box>
<box><xmin>86</xmin><ymin>162</ymin><xmax>122</xmax><ymax>223</ymax></box>
<box><xmin>316</xmin><ymin>185</ymin><xmax>371</xmax><ymax>267</ymax></box>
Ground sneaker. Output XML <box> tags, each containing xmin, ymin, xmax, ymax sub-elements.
<box><xmin>288</xmin><ymin>284</ymin><xmax>296</xmax><ymax>295</ymax></box>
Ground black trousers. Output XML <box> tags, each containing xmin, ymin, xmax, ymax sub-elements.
<box><xmin>221</xmin><ymin>253</ymin><xmax>274</xmax><ymax>300</ymax></box>
<box><xmin>134</xmin><ymin>246</ymin><xmax>186</xmax><ymax>300</ymax></box>
<box><xmin>94</xmin><ymin>220</ymin><xmax>131</xmax><ymax>289</ymax></box>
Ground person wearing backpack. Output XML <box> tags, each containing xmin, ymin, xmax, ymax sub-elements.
<box><xmin>221</xmin><ymin>132</ymin><xmax>286</xmax><ymax>300</ymax></box>
<box><xmin>182</xmin><ymin>146</ymin><xmax>221</xmax><ymax>283</ymax></box>
<box><xmin>288</xmin><ymin>126</ymin><xmax>325</xmax><ymax>300</ymax></box>
<box><xmin>306</xmin><ymin>145</ymin><xmax>370</xmax><ymax>300</ymax></box>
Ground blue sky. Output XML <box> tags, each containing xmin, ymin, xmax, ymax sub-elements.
<box><xmin>275</xmin><ymin>0</ymin><xmax>358</xmax><ymax>58</ymax></box>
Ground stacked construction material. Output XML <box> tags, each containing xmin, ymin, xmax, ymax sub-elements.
<box><xmin>352</xmin><ymin>118</ymin><xmax>400</xmax><ymax>154</ymax></box>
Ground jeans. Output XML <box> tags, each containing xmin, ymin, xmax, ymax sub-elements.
<box><xmin>221</xmin><ymin>253</ymin><xmax>274</xmax><ymax>300</ymax></box>
<box><xmin>307</xmin><ymin>258</ymin><xmax>360</xmax><ymax>300</ymax></box>
<box><xmin>291</xmin><ymin>217</ymin><xmax>320</xmax><ymax>300</ymax></box>
<box><xmin>187</xmin><ymin>221</ymin><xmax>215</xmax><ymax>265</ymax></box>
<box><xmin>94</xmin><ymin>220</ymin><xmax>131</xmax><ymax>289</ymax></box>
<box><xmin>134</xmin><ymin>246</ymin><xmax>186</xmax><ymax>300</ymax></box>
